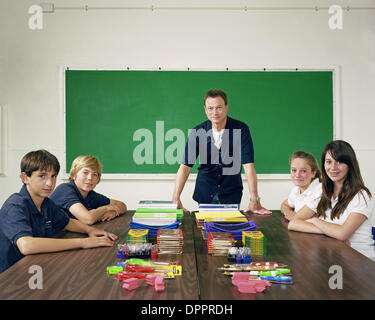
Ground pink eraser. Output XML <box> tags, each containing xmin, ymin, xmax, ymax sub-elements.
<box><xmin>155</xmin><ymin>284</ymin><xmax>165</xmax><ymax>292</ymax></box>
<box><xmin>123</xmin><ymin>277</ymin><xmax>139</xmax><ymax>285</ymax></box>
<box><xmin>122</xmin><ymin>283</ymin><xmax>138</xmax><ymax>290</ymax></box>
<box><xmin>237</xmin><ymin>285</ymin><xmax>256</xmax><ymax>294</ymax></box>
<box><xmin>122</xmin><ymin>277</ymin><xmax>139</xmax><ymax>290</ymax></box>
<box><xmin>255</xmin><ymin>285</ymin><xmax>267</xmax><ymax>292</ymax></box>
<box><xmin>232</xmin><ymin>272</ymin><xmax>250</xmax><ymax>281</ymax></box>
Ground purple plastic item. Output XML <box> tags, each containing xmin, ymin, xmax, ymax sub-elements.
<box><xmin>204</xmin><ymin>220</ymin><xmax>257</xmax><ymax>239</ymax></box>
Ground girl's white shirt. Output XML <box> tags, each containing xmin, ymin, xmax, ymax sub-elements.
<box><xmin>308</xmin><ymin>190</ymin><xmax>375</xmax><ymax>260</ymax></box>
<box><xmin>288</xmin><ymin>178</ymin><xmax>322</xmax><ymax>213</ymax></box>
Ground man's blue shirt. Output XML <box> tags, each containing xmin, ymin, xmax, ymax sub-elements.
<box><xmin>50</xmin><ymin>180</ymin><xmax>110</xmax><ymax>218</ymax></box>
<box><xmin>0</xmin><ymin>185</ymin><xmax>70</xmax><ymax>274</ymax></box>
<box><xmin>182</xmin><ymin>116</ymin><xmax>254</xmax><ymax>204</ymax></box>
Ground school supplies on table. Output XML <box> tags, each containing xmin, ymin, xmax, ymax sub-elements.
<box><xmin>106</xmin><ymin>266</ymin><xmax>123</xmax><ymax>275</ymax></box>
<box><xmin>207</xmin><ymin>232</ymin><xmax>236</xmax><ymax>255</ymax></box>
<box><xmin>132</xmin><ymin>211</ymin><xmax>177</xmax><ymax>226</ymax></box>
<box><xmin>126</xmin><ymin>229</ymin><xmax>148</xmax><ymax>243</ymax></box>
<box><xmin>117</xmin><ymin>244</ymin><xmax>127</xmax><ymax>259</ymax></box>
<box><xmin>136</xmin><ymin>208</ymin><xmax>184</xmax><ymax>220</ymax></box>
<box><xmin>222</xmin><ymin>262</ymin><xmax>294</xmax><ymax>285</ymax></box>
<box><xmin>146</xmin><ymin>274</ymin><xmax>165</xmax><ymax>292</ymax></box>
<box><xmin>119</xmin><ymin>258</ymin><xmax>179</xmax><ymax>266</ymax></box>
<box><xmin>242</xmin><ymin>231</ymin><xmax>267</xmax><ymax>256</ymax></box>
<box><xmin>118</xmin><ymin>258</ymin><xmax>181</xmax><ymax>274</ymax></box>
<box><xmin>117</xmin><ymin>243</ymin><xmax>160</xmax><ymax>260</ymax></box>
<box><xmin>157</xmin><ymin>229</ymin><xmax>184</xmax><ymax>254</ymax></box>
<box><xmin>259</xmin><ymin>275</ymin><xmax>293</xmax><ymax>283</ymax></box>
<box><xmin>120</xmin><ymin>258</ymin><xmax>153</xmax><ymax>266</ymax></box>
<box><xmin>227</xmin><ymin>247</ymin><xmax>252</xmax><ymax>263</ymax></box>
<box><xmin>232</xmin><ymin>272</ymin><xmax>293</xmax><ymax>286</ymax></box>
<box><xmin>198</xmin><ymin>204</ymin><xmax>239</xmax><ymax>212</ymax></box>
<box><xmin>126</xmin><ymin>243</ymin><xmax>153</xmax><ymax>259</ymax></box>
<box><xmin>232</xmin><ymin>272</ymin><xmax>272</xmax><ymax>293</ymax></box>
<box><xmin>151</xmin><ymin>244</ymin><xmax>158</xmax><ymax>259</ymax></box>
<box><xmin>195</xmin><ymin>211</ymin><xmax>247</xmax><ymax>228</ymax></box>
<box><xmin>219</xmin><ymin>262</ymin><xmax>288</xmax><ymax>272</ymax></box>
<box><xmin>123</xmin><ymin>261</ymin><xmax>182</xmax><ymax>276</ymax></box>
<box><xmin>204</xmin><ymin>220</ymin><xmax>257</xmax><ymax>240</ymax></box>
<box><xmin>134</xmin><ymin>200</ymin><xmax>183</xmax><ymax>229</ymax></box>
<box><xmin>223</xmin><ymin>268</ymin><xmax>291</xmax><ymax>277</ymax></box>
<box><xmin>251</xmin><ymin>262</ymin><xmax>287</xmax><ymax>268</ymax></box>
<box><xmin>115</xmin><ymin>269</ymin><xmax>174</xmax><ymax>281</ymax></box>
<box><xmin>129</xmin><ymin>220</ymin><xmax>181</xmax><ymax>237</ymax></box>
<box><xmin>138</xmin><ymin>200</ymin><xmax>177</xmax><ymax>209</ymax></box>
<box><xmin>248</xmin><ymin>268</ymin><xmax>291</xmax><ymax>277</ymax></box>
<box><xmin>107</xmin><ymin>258</ymin><xmax>182</xmax><ymax>282</ymax></box>
<box><xmin>122</xmin><ymin>278</ymin><xmax>139</xmax><ymax>290</ymax></box>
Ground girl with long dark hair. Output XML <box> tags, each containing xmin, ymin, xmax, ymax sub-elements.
<box><xmin>288</xmin><ymin>140</ymin><xmax>375</xmax><ymax>260</ymax></box>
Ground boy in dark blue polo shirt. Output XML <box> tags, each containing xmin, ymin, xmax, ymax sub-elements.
<box><xmin>0</xmin><ymin>150</ymin><xmax>117</xmax><ymax>274</ymax></box>
<box><xmin>50</xmin><ymin>155</ymin><xmax>127</xmax><ymax>225</ymax></box>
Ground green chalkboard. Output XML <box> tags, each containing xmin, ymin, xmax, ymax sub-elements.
<box><xmin>65</xmin><ymin>70</ymin><xmax>333</xmax><ymax>174</ymax></box>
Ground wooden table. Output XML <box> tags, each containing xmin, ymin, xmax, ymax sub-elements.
<box><xmin>0</xmin><ymin>210</ymin><xmax>374</xmax><ymax>300</ymax></box>
<box><xmin>193</xmin><ymin>211</ymin><xmax>375</xmax><ymax>300</ymax></box>
<box><xmin>0</xmin><ymin>211</ymin><xmax>199</xmax><ymax>300</ymax></box>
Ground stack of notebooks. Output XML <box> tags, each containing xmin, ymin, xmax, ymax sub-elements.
<box><xmin>136</xmin><ymin>200</ymin><xmax>184</xmax><ymax>220</ymax></box>
<box><xmin>195</xmin><ymin>204</ymin><xmax>247</xmax><ymax>228</ymax></box>
<box><xmin>132</xmin><ymin>211</ymin><xmax>177</xmax><ymax>226</ymax></box>
<box><xmin>207</xmin><ymin>232</ymin><xmax>236</xmax><ymax>256</ymax></box>
<box><xmin>157</xmin><ymin>229</ymin><xmax>184</xmax><ymax>254</ymax></box>
<box><xmin>130</xmin><ymin>200</ymin><xmax>183</xmax><ymax>237</ymax></box>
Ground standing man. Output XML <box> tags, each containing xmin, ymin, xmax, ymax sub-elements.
<box><xmin>172</xmin><ymin>89</ymin><xmax>271</xmax><ymax>215</ymax></box>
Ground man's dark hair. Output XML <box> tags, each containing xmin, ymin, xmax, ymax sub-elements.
<box><xmin>21</xmin><ymin>149</ymin><xmax>60</xmax><ymax>177</ymax></box>
<box><xmin>204</xmin><ymin>89</ymin><xmax>228</xmax><ymax>105</ymax></box>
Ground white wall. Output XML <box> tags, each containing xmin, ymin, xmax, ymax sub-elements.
<box><xmin>1</xmin><ymin>0</ymin><xmax>374</xmax><ymax>224</ymax></box>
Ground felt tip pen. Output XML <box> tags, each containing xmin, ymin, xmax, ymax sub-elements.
<box><xmin>260</xmin><ymin>275</ymin><xmax>292</xmax><ymax>282</ymax></box>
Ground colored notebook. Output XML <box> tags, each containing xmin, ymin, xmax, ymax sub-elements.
<box><xmin>136</xmin><ymin>208</ymin><xmax>184</xmax><ymax>220</ymax></box>
<box><xmin>198</xmin><ymin>204</ymin><xmax>239</xmax><ymax>212</ymax></box>
<box><xmin>138</xmin><ymin>200</ymin><xmax>177</xmax><ymax>209</ymax></box>
<box><xmin>132</xmin><ymin>211</ymin><xmax>177</xmax><ymax>226</ymax></box>
<box><xmin>195</xmin><ymin>211</ymin><xmax>247</xmax><ymax>228</ymax></box>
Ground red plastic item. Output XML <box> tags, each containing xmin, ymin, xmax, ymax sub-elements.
<box><xmin>114</xmin><ymin>272</ymin><xmax>148</xmax><ymax>281</ymax></box>
<box><xmin>124</xmin><ymin>264</ymin><xmax>155</xmax><ymax>273</ymax></box>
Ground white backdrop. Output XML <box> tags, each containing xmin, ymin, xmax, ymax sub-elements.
<box><xmin>1</xmin><ymin>0</ymin><xmax>374</xmax><ymax>225</ymax></box>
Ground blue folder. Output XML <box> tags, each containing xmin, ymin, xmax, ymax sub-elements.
<box><xmin>129</xmin><ymin>220</ymin><xmax>181</xmax><ymax>237</ymax></box>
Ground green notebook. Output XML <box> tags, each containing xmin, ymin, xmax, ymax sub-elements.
<box><xmin>135</xmin><ymin>208</ymin><xmax>184</xmax><ymax>220</ymax></box>
<box><xmin>132</xmin><ymin>211</ymin><xmax>177</xmax><ymax>226</ymax></box>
